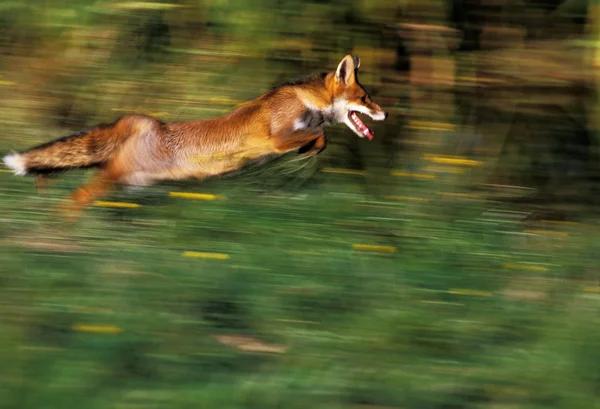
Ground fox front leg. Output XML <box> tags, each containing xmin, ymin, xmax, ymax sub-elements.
<box><xmin>272</xmin><ymin>130</ymin><xmax>326</xmax><ymax>154</ymax></box>
<box><xmin>298</xmin><ymin>134</ymin><xmax>327</xmax><ymax>156</ymax></box>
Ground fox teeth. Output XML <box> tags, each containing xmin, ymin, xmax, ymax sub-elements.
<box><xmin>351</xmin><ymin>113</ymin><xmax>365</xmax><ymax>131</ymax></box>
<box><xmin>348</xmin><ymin>111</ymin><xmax>374</xmax><ymax>140</ymax></box>
<box><xmin>350</xmin><ymin>112</ymin><xmax>363</xmax><ymax>128</ymax></box>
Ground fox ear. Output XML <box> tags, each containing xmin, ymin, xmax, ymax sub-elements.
<box><xmin>353</xmin><ymin>55</ymin><xmax>360</xmax><ymax>70</ymax></box>
<box><xmin>335</xmin><ymin>55</ymin><xmax>356</xmax><ymax>85</ymax></box>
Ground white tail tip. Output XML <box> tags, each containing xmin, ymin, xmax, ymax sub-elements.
<box><xmin>3</xmin><ymin>153</ymin><xmax>27</xmax><ymax>176</ymax></box>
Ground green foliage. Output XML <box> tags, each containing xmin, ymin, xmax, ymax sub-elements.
<box><xmin>1</xmin><ymin>166</ymin><xmax>599</xmax><ymax>408</ymax></box>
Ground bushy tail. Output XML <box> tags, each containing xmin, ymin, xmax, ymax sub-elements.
<box><xmin>3</xmin><ymin>118</ymin><xmax>136</xmax><ymax>176</ymax></box>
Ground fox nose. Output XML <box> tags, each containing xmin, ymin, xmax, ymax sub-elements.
<box><xmin>384</xmin><ymin>111</ymin><xmax>388</xmax><ymax>119</ymax></box>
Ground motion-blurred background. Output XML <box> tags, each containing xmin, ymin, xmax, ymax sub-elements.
<box><xmin>1</xmin><ymin>0</ymin><xmax>600</xmax><ymax>408</ymax></box>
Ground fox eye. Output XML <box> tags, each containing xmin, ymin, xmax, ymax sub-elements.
<box><xmin>361</xmin><ymin>95</ymin><xmax>368</xmax><ymax>103</ymax></box>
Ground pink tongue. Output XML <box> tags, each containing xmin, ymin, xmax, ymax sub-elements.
<box><xmin>351</xmin><ymin>112</ymin><xmax>374</xmax><ymax>140</ymax></box>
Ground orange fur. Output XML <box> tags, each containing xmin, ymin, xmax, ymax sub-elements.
<box><xmin>3</xmin><ymin>55</ymin><xmax>387</xmax><ymax>221</ymax></box>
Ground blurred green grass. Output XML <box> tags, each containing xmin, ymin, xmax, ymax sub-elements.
<box><xmin>1</xmin><ymin>156</ymin><xmax>600</xmax><ymax>408</ymax></box>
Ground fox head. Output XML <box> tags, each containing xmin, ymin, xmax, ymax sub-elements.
<box><xmin>329</xmin><ymin>54</ymin><xmax>388</xmax><ymax>140</ymax></box>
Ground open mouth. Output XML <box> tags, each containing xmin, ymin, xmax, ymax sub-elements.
<box><xmin>348</xmin><ymin>111</ymin><xmax>374</xmax><ymax>140</ymax></box>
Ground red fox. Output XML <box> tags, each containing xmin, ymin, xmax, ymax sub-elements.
<box><xmin>3</xmin><ymin>54</ymin><xmax>387</xmax><ymax>219</ymax></box>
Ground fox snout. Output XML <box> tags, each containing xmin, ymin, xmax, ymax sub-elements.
<box><xmin>369</xmin><ymin>103</ymin><xmax>388</xmax><ymax>121</ymax></box>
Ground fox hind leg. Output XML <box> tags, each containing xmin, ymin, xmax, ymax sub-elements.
<box><xmin>56</xmin><ymin>168</ymin><xmax>120</xmax><ymax>223</ymax></box>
